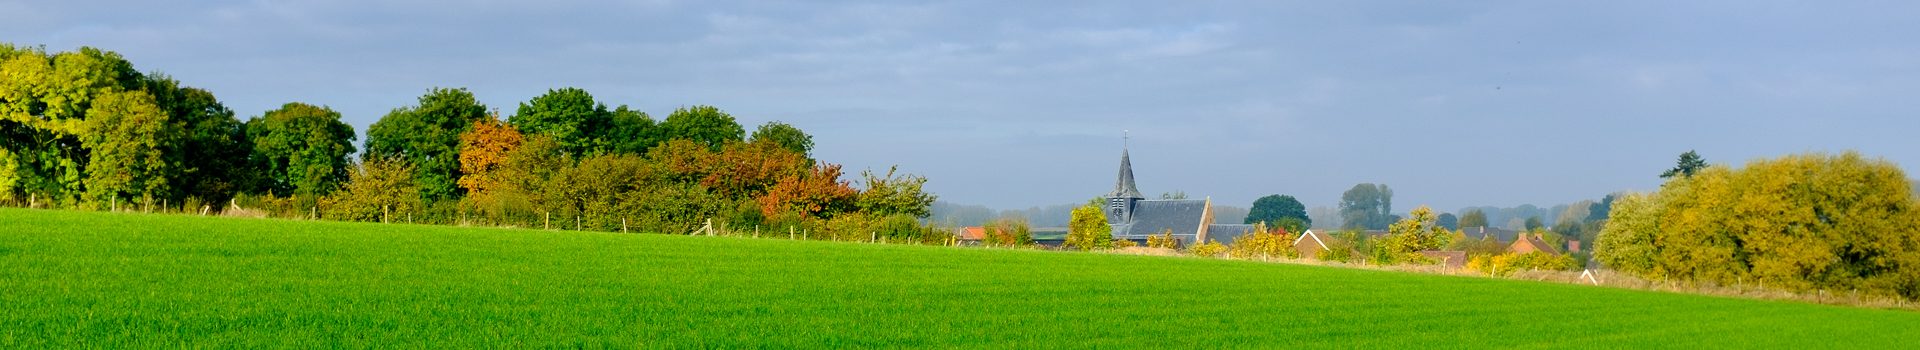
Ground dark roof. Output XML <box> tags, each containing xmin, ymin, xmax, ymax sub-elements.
<box><xmin>1110</xmin><ymin>199</ymin><xmax>1208</xmax><ymax>239</ymax></box>
<box><xmin>1206</xmin><ymin>224</ymin><xmax>1259</xmax><ymax>245</ymax></box>
<box><xmin>1108</xmin><ymin>148</ymin><xmax>1144</xmax><ymax>199</ymax></box>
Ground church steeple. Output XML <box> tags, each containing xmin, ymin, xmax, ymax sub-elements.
<box><xmin>1109</xmin><ymin>146</ymin><xmax>1143</xmax><ymax>199</ymax></box>
<box><xmin>1106</xmin><ymin>133</ymin><xmax>1143</xmax><ymax>225</ymax></box>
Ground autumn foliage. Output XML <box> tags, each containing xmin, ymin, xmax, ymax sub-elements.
<box><xmin>457</xmin><ymin>117</ymin><xmax>523</xmax><ymax>194</ymax></box>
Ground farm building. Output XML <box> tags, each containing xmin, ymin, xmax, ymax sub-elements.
<box><xmin>1101</xmin><ymin>146</ymin><xmax>1257</xmax><ymax>246</ymax></box>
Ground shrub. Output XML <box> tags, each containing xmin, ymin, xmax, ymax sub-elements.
<box><xmin>1226</xmin><ymin>223</ymin><xmax>1296</xmax><ymax>260</ymax></box>
<box><xmin>1146</xmin><ymin>229</ymin><xmax>1179</xmax><ymax>249</ymax></box>
<box><xmin>983</xmin><ymin>217</ymin><xmax>1034</xmax><ymax>247</ymax></box>
<box><xmin>1188</xmin><ymin>240</ymin><xmax>1227</xmax><ymax>258</ymax></box>
<box><xmin>1471</xmin><ymin>252</ymin><xmax>1581</xmax><ymax>276</ymax></box>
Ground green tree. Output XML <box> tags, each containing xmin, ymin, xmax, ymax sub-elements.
<box><xmin>1524</xmin><ymin>216</ymin><xmax>1544</xmax><ymax>231</ymax></box>
<box><xmin>142</xmin><ymin>75</ymin><xmax>249</xmax><ymax>204</ymax></box>
<box><xmin>603</xmin><ymin>106</ymin><xmax>660</xmax><ymax>155</ymax></box>
<box><xmin>80</xmin><ymin>90</ymin><xmax>170</xmax><ymax>208</ymax></box>
<box><xmin>856</xmin><ymin>166</ymin><xmax>936</xmax><ymax>218</ymax></box>
<box><xmin>1065</xmin><ymin>202</ymin><xmax>1111</xmax><ymax>251</ymax></box>
<box><xmin>1436</xmin><ymin>212</ymin><xmax>1459</xmax><ymax>230</ymax></box>
<box><xmin>1</xmin><ymin>45</ymin><xmax>144</xmax><ymax>205</ymax></box>
<box><xmin>749</xmin><ymin>121</ymin><xmax>814</xmax><ymax>158</ymax></box>
<box><xmin>1273</xmin><ymin>217</ymin><xmax>1309</xmax><ymax>235</ymax></box>
<box><xmin>1339</xmin><ymin>183</ymin><xmax>1393</xmax><ymax>230</ymax></box>
<box><xmin>245</xmin><ymin>103</ymin><xmax>356</xmax><ymax>197</ymax></box>
<box><xmin>1459</xmin><ymin>209</ymin><xmax>1489</xmax><ymax>228</ymax></box>
<box><xmin>1246</xmin><ymin>194</ymin><xmax>1310</xmax><ymax>228</ymax></box>
<box><xmin>0</xmin><ymin>148</ymin><xmax>19</xmax><ymax>199</ymax></box>
<box><xmin>326</xmin><ymin>157</ymin><xmax>423</xmax><ymax>222</ymax></box>
<box><xmin>1585</xmin><ymin>194</ymin><xmax>1617</xmax><ymax>223</ymax></box>
<box><xmin>364</xmin><ymin>87</ymin><xmax>488</xmax><ymax>202</ymax></box>
<box><xmin>1374</xmin><ymin>205</ymin><xmax>1455</xmax><ymax>264</ymax></box>
<box><xmin>1660</xmin><ymin>150</ymin><xmax>1708</xmax><ymax>179</ymax></box>
<box><xmin>659</xmin><ymin>105</ymin><xmax>744</xmax><ymax>151</ymax></box>
<box><xmin>510</xmin><ymin>88</ymin><xmax>612</xmax><ymax>157</ymax></box>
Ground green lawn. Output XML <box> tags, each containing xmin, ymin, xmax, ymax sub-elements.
<box><xmin>3</xmin><ymin>208</ymin><xmax>1916</xmax><ymax>348</ymax></box>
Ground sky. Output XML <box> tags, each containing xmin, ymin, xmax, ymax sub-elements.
<box><xmin>6</xmin><ymin>1</ymin><xmax>1918</xmax><ymax>213</ymax></box>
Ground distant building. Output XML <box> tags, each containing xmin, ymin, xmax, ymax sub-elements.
<box><xmin>1101</xmin><ymin>145</ymin><xmax>1256</xmax><ymax>246</ymax></box>
<box><xmin>954</xmin><ymin>227</ymin><xmax>986</xmax><ymax>244</ymax></box>
<box><xmin>1510</xmin><ymin>233</ymin><xmax>1560</xmax><ymax>255</ymax></box>
<box><xmin>1293</xmin><ymin>229</ymin><xmax>1337</xmax><ymax>259</ymax></box>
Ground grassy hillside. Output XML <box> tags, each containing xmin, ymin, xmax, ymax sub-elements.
<box><xmin>3</xmin><ymin>209</ymin><xmax>1917</xmax><ymax>348</ymax></box>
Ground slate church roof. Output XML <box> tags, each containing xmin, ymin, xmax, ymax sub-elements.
<box><xmin>1102</xmin><ymin>142</ymin><xmax>1259</xmax><ymax>246</ymax></box>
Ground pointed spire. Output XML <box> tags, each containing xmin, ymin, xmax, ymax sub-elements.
<box><xmin>1110</xmin><ymin>134</ymin><xmax>1143</xmax><ymax>199</ymax></box>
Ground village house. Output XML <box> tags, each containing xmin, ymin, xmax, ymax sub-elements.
<box><xmin>1510</xmin><ymin>233</ymin><xmax>1560</xmax><ymax>255</ymax></box>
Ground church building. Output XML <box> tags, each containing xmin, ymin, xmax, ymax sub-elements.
<box><xmin>1103</xmin><ymin>146</ymin><xmax>1258</xmax><ymax>246</ymax></box>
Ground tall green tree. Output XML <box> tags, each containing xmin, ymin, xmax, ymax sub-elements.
<box><xmin>659</xmin><ymin>105</ymin><xmax>744</xmax><ymax>151</ymax></box>
<box><xmin>1524</xmin><ymin>216</ymin><xmax>1544</xmax><ymax>231</ymax></box>
<box><xmin>1339</xmin><ymin>183</ymin><xmax>1393</xmax><ymax>230</ymax></box>
<box><xmin>749</xmin><ymin>121</ymin><xmax>813</xmax><ymax>158</ymax></box>
<box><xmin>364</xmin><ymin>87</ymin><xmax>488</xmax><ymax>202</ymax></box>
<box><xmin>80</xmin><ymin>90</ymin><xmax>170</xmax><ymax>207</ymax></box>
<box><xmin>142</xmin><ymin>75</ymin><xmax>249</xmax><ymax>203</ymax></box>
<box><xmin>1246</xmin><ymin>194</ymin><xmax>1310</xmax><ymax>228</ymax></box>
<box><xmin>1459</xmin><ymin>209</ymin><xmax>1489</xmax><ymax>228</ymax></box>
<box><xmin>1660</xmin><ymin>150</ymin><xmax>1708</xmax><ymax>179</ymax></box>
<box><xmin>604</xmin><ymin>105</ymin><xmax>659</xmax><ymax>155</ymax></box>
<box><xmin>0</xmin><ymin>45</ymin><xmax>144</xmax><ymax>204</ymax></box>
<box><xmin>245</xmin><ymin>103</ymin><xmax>356</xmax><ymax>197</ymax></box>
<box><xmin>510</xmin><ymin>88</ymin><xmax>612</xmax><ymax>157</ymax></box>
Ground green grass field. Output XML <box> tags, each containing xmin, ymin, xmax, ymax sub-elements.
<box><xmin>3</xmin><ymin>208</ymin><xmax>1917</xmax><ymax>348</ymax></box>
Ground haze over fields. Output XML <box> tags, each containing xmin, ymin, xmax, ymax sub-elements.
<box><xmin>7</xmin><ymin>1</ymin><xmax>1919</xmax><ymax>211</ymax></box>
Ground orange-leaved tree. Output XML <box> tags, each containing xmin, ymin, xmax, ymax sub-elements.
<box><xmin>456</xmin><ymin>116</ymin><xmax>522</xmax><ymax>194</ymax></box>
<box><xmin>757</xmin><ymin>163</ymin><xmax>858</xmax><ymax>219</ymax></box>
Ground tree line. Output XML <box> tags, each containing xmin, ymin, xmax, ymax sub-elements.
<box><xmin>0</xmin><ymin>44</ymin><xmax>942</xmax><ymax>241</ymax></box>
